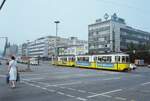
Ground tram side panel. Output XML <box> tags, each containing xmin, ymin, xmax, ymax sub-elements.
<box><xmin>56</xmin><ymin>56</ymin><xmax>75</xmax><ymax>67</ymax></box>
<box><xmin>75</xmin><ymin>55</ymin><xmax>96</xmax><ymax>69</ymax></box>
<box><xmin>94</xmin><ymin>54</ymin><xmax>130</xmax><ymax>71</ymax></box>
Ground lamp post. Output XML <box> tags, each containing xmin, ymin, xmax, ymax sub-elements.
<box><xmin>0</xmin><ymin>37</ymin><xmax>8</xmax><ymax>57</ymax></box>
<box><xmin>54</xmin><ymin>21</ymin><xmax>60</xmax><ymax>58</ymax></box>
<box><xmin>26</xmin><ymin>40</ymin><xmax>31</xmax><ymax>71</ymax></box>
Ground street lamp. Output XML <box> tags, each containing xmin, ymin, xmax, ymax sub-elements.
<box><xmin>54</xmin><ymin>20</ymin><xmax>60</xmax><ymax>58</ymax></box>
<box><xmin>0</xmin><ymin>37</ymin><xmax>8</xmax><ymax>57</ymax></box>
<box><xmin>26</xmin><ymin>40</ymin><xmax>31</xmax><ymax>71</ymax></box>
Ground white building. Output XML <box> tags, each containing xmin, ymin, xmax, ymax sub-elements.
<box><xmin>28</xmin><ymin>37</ymin><xmax>49</xmax><ymax>58</ymax></box>
<box><xmin>18</xmin><ymin>36</ymin><xmax>88</xmax><ymax>58</ymax></box>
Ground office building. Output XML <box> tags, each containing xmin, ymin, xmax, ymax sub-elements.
<box><xmin>88</xmin><ymin>13</ymin><xmax>150</xmax><ymax>54</ymax></box>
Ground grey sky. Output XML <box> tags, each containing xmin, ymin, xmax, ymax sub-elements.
<box><xmin>0</xmin><ymin>0</ymin><xmax>150</xmax><ymax>51</ymax></box>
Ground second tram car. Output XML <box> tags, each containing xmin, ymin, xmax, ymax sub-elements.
<box><xmin>93</xmin><ymin>53</ymin><xmax>129</xmax><ymax>71</ymax></box>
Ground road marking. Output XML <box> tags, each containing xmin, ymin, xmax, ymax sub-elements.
<box><xmin>22</xmin><ymin>79</ymin><xmax>53</xmax><ymax>87</ymax></box>
<box><xmin>88</xmin><ymin>92</ymin><xmax>97</xmax><ymax>94</ymax></box>
<box><xmin>115</xmin><ymin>97</ymin><xmax>126</xmax><ymax>101</ymax></box>
<box><xmin>22</xmin><ymin>73</ymin><xmax>51</xmax><ymax>76</ymax></box>
<box><xmin>66</xmin><ymin>94</ymin><xmax>75</xmax><ymax>98</ymax></box>
<box><xmin>76</xmin><ymin>97</ymin><xmax>87</xmax><ymax>101</ymax></box>
<box><xmin>23</xmin><ymin>78</ymin><xmax>44</xmax><ymax>80</ymax></box>
<box><xmin>46</xmin><ymin>81</ymin><xmax>82</xmax><ymax>87</ymax></box>
<box><xmin>100</xmin><ymin>94</ymin><xmax>112</xmax><ymax>98</ymax></box>
<box><xmin>103</xmin><ymin>77</ymin><xmax>120</xmax><ymax>81</ymax></box>
<box><xmin>47</xmin><ymin>89</ymin><xmax>55</xmax><ymax>92</ymax></box>
<box><xmin>22</xmin><ymin>81</ymin><xmax>79</xmax><ymax>99</ymax></box>
<box><xmin>22</xmin><ymin>81</ymin><xmax>56</xmax><ymax>93</ymax></box>
<box><xmin>141</xmin><ymin>82</ymin><xmax>150</xmax><ymax>86</ymax></box>
<box><xmin>87</xmin><ymin>89</ymin><xmax>122</xmax><ymax>98</ymax></box>
<box><xmin>78</xmin><ymin>90</ymin><xmax>86</xmax><ymax>93</ymax></box>
<box><xmin>67</xmin><ymin>88</ymin><xmax>76</xmax><ymax>91</ymax></box>
<box><xmin>41</xmin><ymin>87</ymin><xmax>47</xmax><ymax>90</ymax></box>
<box><xmin>59</xmin><ymin>87</ymin><xmax>65</xmax><ymax>89</ymax></box>
<box><xmin>57</xmin><ymin>92</ymin><xmax>65</xmax><ymax>95</ymax></box>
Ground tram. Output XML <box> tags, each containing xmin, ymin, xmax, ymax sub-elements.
<box><xmin>52</xmin><ymin>53</ymin><xmax>130</xmax><ymax>71</ymax></box>
<box><xmin>52</xmin><ymin>55</ymin><xmax>75</xmax><ymax>67</ymax></box>
<box><xmin>93</xmin><ymin>53</ymin><xmax>129</xmax><ymax>71</ymax></box>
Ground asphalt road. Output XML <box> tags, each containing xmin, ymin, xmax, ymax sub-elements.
<box><xmin>0</xmin><ymin>61</ymin><xmax>150</xmax><ymax>101</ymax></box>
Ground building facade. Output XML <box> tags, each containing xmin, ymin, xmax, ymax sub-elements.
<box><xmin>27</xmin><ymin>36</ymin><xmax>49</xmax><ymax>58</ymax></box>
<box><xmin>88</xmin><ymin>13</ymin><xmax>150</xmax><ymax>54</ymax></box>
<box><xmin>58</xmin><ymin>44</ymin><xmax>88</xmax><ymax>56</ymax></box>
<box><xmin>18</xmin><ymin>36</ymin><xmax>88</xmax><ymax>58</ymax></box>
<box><xmin>5</xmin><ymin>44</ymin><xmax>18</xmax><ymax>57</ymax></box>
<box><xmin>49</xmin><ymin>36</ymin><xmax>88</xmax><ymax>56</ymax></box>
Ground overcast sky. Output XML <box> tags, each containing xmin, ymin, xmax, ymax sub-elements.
<box><xmin>0</xmin><ymin>0</ymin><xmax>150</xmax><ymax>52</ymax></box>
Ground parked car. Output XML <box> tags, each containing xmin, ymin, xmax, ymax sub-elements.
<box><xmin>148</xmin><ymin>65</ymin><xmax>150</xmax><ymax>68</ymax></box>
<box><xmin>129</xmin><ymin>63</ymin><xmax>137</xmax><ymax>70</ymax></box>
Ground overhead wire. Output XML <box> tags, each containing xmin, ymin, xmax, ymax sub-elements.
<box><xmin>0</xmin><ymin>0</ymin><xmax>6</xmax><ymax>11</ymax></box>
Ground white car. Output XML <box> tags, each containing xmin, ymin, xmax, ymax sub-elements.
<box><xmin>129</xmin><ymin>63</ymin><xmax>137</xmax><ymax>70</ymax></box>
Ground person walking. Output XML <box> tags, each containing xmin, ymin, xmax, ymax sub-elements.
<box><xmin>8</xmin><ymin>56</ymin><xmax>18</xmax><ymax>88</ymax></box>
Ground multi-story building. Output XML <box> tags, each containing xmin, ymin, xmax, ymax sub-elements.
<box><xmin>5</xmin><ymin>44</ymin><xmax>18</xmax><ymax>57</ymax></box>
<box><xmin>49</xmin><ymin>36</ymin><xmax>88</xmax><ymax>56</ymax></box>
<box><xmin>88</xmin><ymin>13</ymin><xmax>150</xmax><ymax>54</ymax></box>
<box><xmin>27</xmin><ymin>37</ymin><xmax>49</xmax><ymax>58</ymax></box>
<box><xmin>18</xmin><ymin>36</ymin><xmax>88</xmax><ymax>58</ymax></box>
<box><xmin>18</xmin><ymin>43</ymin><xmax>29</xmax><ymax>57</ymax></box>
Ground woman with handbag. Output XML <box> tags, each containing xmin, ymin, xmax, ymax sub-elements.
<box><xmin>8</xmin><ymin>56</ymin><xmax>18</xmax><ymax>88</ymax></box>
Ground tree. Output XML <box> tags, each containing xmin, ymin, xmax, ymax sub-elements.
<box><xmin>127</xmin><ymin>42</ymin><xmax>150</xmax><ymax>64</ymax></box>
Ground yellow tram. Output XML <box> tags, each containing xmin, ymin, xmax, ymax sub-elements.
<box><xmin>53</xmin><ymin>55</ymin><xmax>75</xmax><ymax>67</ymax></box>
<box><xmin>52</xmin><ymin>53</ymin><xmax>130</xmax><ymax>71</ymax></box>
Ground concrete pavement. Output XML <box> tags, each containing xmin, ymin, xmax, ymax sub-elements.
<box><xmin>0</xmin><ymin>61</ymin><xmax>150</xmax><ymax>101</ymax></box>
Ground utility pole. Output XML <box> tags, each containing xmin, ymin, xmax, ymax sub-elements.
<box><xmin>0</xmin><ymin>0</ymin><xmax>6</xmax><ymax>11</ymax></box>
<box><xmin>0</xmin><ymin>37</ymin><xmax>8</xmax><ymax>57</ymax></box>
<box><xmin>26</xmin><ymin>40</ymin><xmax>31</xmax><ymax>71</ymax></box>
<box><xmin>54</xmin><ymin>21</ymin><xmax>60</xmax><ymax>58</ymax></box>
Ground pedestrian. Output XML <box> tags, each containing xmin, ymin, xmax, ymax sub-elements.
<box><xmin>8</xmin><ymin>56</ymin><xmax>18</xmax><ymax>88</ymax></box>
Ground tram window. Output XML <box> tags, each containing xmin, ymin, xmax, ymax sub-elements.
<box><xmin>102</xmin><ymin>56</ymin><xmax>107</xmax><ymax>62</ymax></box>
<box><xmin>122</xmin><ymin>56</ymin><xmax>126</xmax><ymax>63</ymax></box>
<box><xmin>115</xmin><ymin>56</ymin><xmax>121</xmax><ymax>63</ymax></box>
<box><xmin>126</xmin><ymin>56</ymin><xmax>129</xmax><ymax>63</ymax></box>
<box><xmin>77</xmin><ymin>57</ymin><xmax>81</xmax><ymax>61</ymax></box>
<box><xmin>98</xmin><ymin>57</ymin><xmax>102</xmax><ymax>62</ymax></box>
<box><xmin>84</xmin><ymin>57</ymin><xmax>89</xmax><ymax>62</ymax></box>
<box><xmin>62</xmin><ymin>58</ymin><xmax>67</xmax><ymax>61</ymax></box>
<box><xmin>69</xmin><ymin>57</ymin><xmax>74</xmax><ymax>61</ymax></box>
<box><xmin>106</xmin><ymin>56</ymin><xmax>111</xmax><ymax>63</ymax></box>
<box><xmin>77</xmin><ymin>57</ymin><xmax>89</xmax><ymax>62</ymax></box>
<box><xmin>72</xmin><ymin>57</ymin><xmax>75</xmax><ymax>61</ymax></box>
